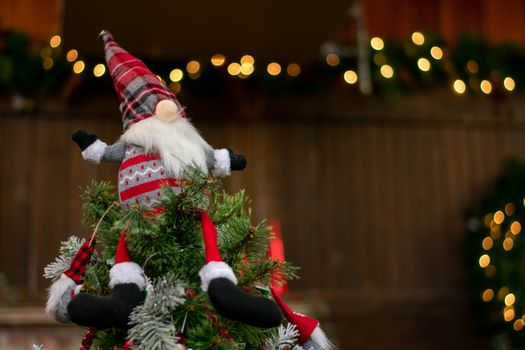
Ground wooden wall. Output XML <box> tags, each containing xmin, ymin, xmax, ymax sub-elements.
<box><xmin>3</xmin><ymin>0</ymin><xmax>525</xmax><ymax>47</ymax></box>
<box><xmin>364</xmin><ymin>0</ymin><xmax>525</xmax><ymax>43</ymax></box>
<box><xmin>1</xmin><ymin>102</ymin><xmax>525</xmax><ymax>302</ymax></box>
<box><xmin>0</xmin><ymin>0</ymin><xmax>62</xmax><ymax>40</ymax></box>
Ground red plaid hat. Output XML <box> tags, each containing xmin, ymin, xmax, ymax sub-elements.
<box><xmin>99</xmin><ymin>30</ymin><xmax>185</xmax><ymax>131</ymax></box>
<box><xmin>64</xmin><ymin>238</ymin><xmax>96</xmax><ymax>284</ymax></box>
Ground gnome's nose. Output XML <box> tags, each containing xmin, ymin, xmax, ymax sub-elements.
<box><xmin>155</xmin><ymin>100</ymin><xmax>180</xmax><ymax>123</ymax></box>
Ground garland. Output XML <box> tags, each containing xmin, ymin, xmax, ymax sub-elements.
<box><xmin>2</xmin><ymin>29</ymin><xmax>524</xmax><ymax>110</ymax></box>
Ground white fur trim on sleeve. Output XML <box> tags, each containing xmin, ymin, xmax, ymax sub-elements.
<box><xmin>199</xmin><ymin>261</ymin><xmax>237</xmax><ymax>292</ymax></box>
<box><xmin>212</xmin><ymin>149</ymin><xmax>231</xmax><ymax>177</ymax></box>
<box><xmin>81</xmin><ymin>139</ymin><xmax>107</xmax><ymax>164</ymax></box>
<box><xmin>46</xmin><ymin>274</ymin><xmax>76</xmax><ymax>317</ymax></box>
<box><xmin>109</xmin><ymin>262</ymin><xmax>147</xmax><ymax>290</ymax></box>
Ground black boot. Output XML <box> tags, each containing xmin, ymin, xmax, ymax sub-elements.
<box><xmin>67</xmin><ymin>283</ymin><xmax>144</xmax><ymax>329</ymax></box>
<box><xmin>208</xmin><ymin>278</ymin><xmax>283</xmax><ymax>328</ymax></box>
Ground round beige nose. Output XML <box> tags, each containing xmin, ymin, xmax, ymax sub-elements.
<box><xmin>155</xmin><ymin>100</ymin><xmax>179</xmax><ymax>123</ymax></box>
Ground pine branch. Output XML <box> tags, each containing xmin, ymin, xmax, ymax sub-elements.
<box><xmin>128</xmin><ymin>274</ymin><xmax>186</xmax><ymax>350</ymax></box>
<box><xmin>265</xmin><ymin>324</ymin><xmax>310</xmax><ymax>350</ymax></box>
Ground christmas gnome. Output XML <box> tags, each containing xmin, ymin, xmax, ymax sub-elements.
<box><xmin>46</xmin><ymin>30</ymin><xmax>283</xmax><ymax>330</ymax></box>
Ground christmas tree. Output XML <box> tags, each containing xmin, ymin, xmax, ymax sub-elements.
<box><xmin>464</xmin><ymin>159</ymin><xmax>525</xmax><ymax>348</ymax></box>
<box><xmin>46</xmin><ymin>174</ymin><xmax>298</xmax><ymax>349</ymax></box>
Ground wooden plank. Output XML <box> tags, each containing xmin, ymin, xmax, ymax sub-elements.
<box><xmin>0</xmin><ymin>115</ymin><xmax>34</xmax><ymax>287</ymax></box>
<box><xmin>30</xmin><ymin>117</ymin><xmax>71</xmax><ymax>295</ymax></box>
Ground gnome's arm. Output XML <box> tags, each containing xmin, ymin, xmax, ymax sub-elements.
<box><xmin>72</xmin><ymin>129</ymin><xmax>126</xmax><ymax>164</ymax></box>
<box><xmin>208</xmin><ymin>148</ymin><xmax>247</xmax><ymax>177</ymax></box>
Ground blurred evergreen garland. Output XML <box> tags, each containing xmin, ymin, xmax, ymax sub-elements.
<box><xmin>465</xmin><ymin>159</ymin><xmax>525</xmax><ymax>349</ymax></box>
<box><xmin>2</xmin><ymin>29</ymin><xmax>525</xmax><ymax>107</ymax></box>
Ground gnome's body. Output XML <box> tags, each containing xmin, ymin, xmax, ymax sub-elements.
<box><xmin>46</xmin><ymin>31</ymin><xmax>283</xmax><ymax>333</ymax></box>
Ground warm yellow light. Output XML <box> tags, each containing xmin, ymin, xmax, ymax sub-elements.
<box><xmin>479</xmin><ymin>254</ymin><xmax>490</xmax><ymax>268</ymax></box>
<box><xmin>417</xmin><ymin>58</ymin><xmax>431</xmax><ymax>72</ymax></box>
<box><xmin>430</xmin><ymin>46</ymin><xmax>443</xmax><ymax>60</ymax></box>
<box><xmin>326</xmin><ymin>53</ymin><xmax>340</xmax><ymax>67</ymax></box>
<box><xmin>93</xmin><ymin>63</ymin><xmax>106</xmax><ymax>78</ymax></box>
<box><xmin>482</xmin><ymin>289</ymin><xmax>494</xmax><ymax>302</ymax></box>
<box><xmin>480</xmin><ymin>80</ymin><xmax>493</xmax><ymax>94</ymax></box>
<box><xmin>227</xmin><ymin>62</ymin><xmax>241</xmax><ymax>76</ymax></box>
<box><xmin>514</xmin><ymin>319</ymin><xmax>524</xmax><ymax>331</ymax></box>
<box><xmin>485</xmin><ymin>264</ymin><xmax>496</xmax><ymax>277</ymax></box>
<box><xmin>494</xmin><ymin>211</ymin><xmax>505</xmax><ymax>224</ymax></box>
<box><xmin>499</xmin><ymin>287</ymin><xmax>510</xmax><ymax>300</ymax></box>
<box><xmin>411</xmin><ymin>32</ymin><xmax>425</xmax><ymax>45</ymax></box>
<box><xmin>156</xmin><ymin>75</ymin><xmax>165</xmax><ymax>84</ymax></box>
<box><xmin>169</xmin><ymin>69</ymin><xmax>184</xmax><ymax>82</ymax></box>
<box><xmin>240</xmin><ymin>62</ymin><xmax>254</xmax><ymax>76</ymax></box>
<box><xmin>503</xmin><ymin>237</ymin><xmax>514</xmax><ymax>251</ymax></box>
<box><xmin>211</xmin><ymin>54</ymin><xmax>226</xmax><ymax>67</ymax></box>
<box><xmin>169</xmin><ymin>82</ymin><xmax>181</xmax><ymax>94</ymax></box>
<box><xmin>484</xmin><ymin>213</ymin><xmax>493</xmax><ymax>227</ymax></box>
<box><xmin>482</xmin><ymin>237</ymin><xmax>493</xmax><ymax>250</ymax></box>
<box><xmin>267</xmin><ymin>62</ymin><xmax>282</xmax><ymax>76</ymax></box>
<box><xmin>49</xmin><ymin>35</ymin><xmax>61</xmax><ymax>48</ymax></box>
<box><xmin>511</xmin><ymin>221</ymin><xmax>522</xmax><ymax>235</ymax></box>
<box><xmin>505</xmin><ymin>203</ymin><xmax>516</xmax><ymax>216</ymax></box>
<box><xmin>490</xmin><ymin>227</ymin><xmax>501</xmax><ymax>240</ymax></box>
<box><xmin>504</xmin><ymin>77</ymin><xmax>516</xmax><ymax>91</ymax></box>
<box><xmin>505</xmin><ymin>308</ymin><xmax>516</xmax><ymax>322</ymax></box>
<box><xmin>453</xmin><ymin>79</ymin><xmax>466</xmax><ymax>94</ymax></box>
<box><xmin>466</xmin><ymin>60</ymin><xmax>479</xmax><ymax>74</ymax></box>
<box><xmin>66</xmin><ymin>49</ymin><xmax>78</xmax><ymax>62</ymax></box>
<box><xmin>40</xmin><ymin>47</ymin><xmax>52</xmax><ymax>59</ymax></box>
<box><xmin>370</xmin><ymin>37</ymin><xmax>384</xmax><ymax>50</ymax></box>
<box><xmin>373</xmin><ymin>53</ymin><xmax>387</xmax><ymax>66</ymax></box>
<box><xmin>380</xmin><ymin>65</ymin><xmax>394</xmax><ymax>78</ymax></box>
<box><xmin>287</xmin><ymin>63</ymin><xmax>301</xmax><ymax>77</ymax></box>
<box><xmin>42</xmin><ymin>57</ymin><xmax>54</xmax><ymax>70</ymax></box>
<box><xmin>344</xmin><ymin>70</ymin><xmax>358</xmax><ymax>84</ymax></box>
<box><xmin>186</xmin><ymin>60</ymin><xmax>200</xmax><ymax>74</ymax></box>
<box><xmin>505</xmin><ymin>293</ymin><xmax>516</xmax><ymax>306</ymax></box>
<box><xmin>240</xmin><ymin>55</ymin><xmax>255</xmax><ymax>65</ymax></box>
<box><xmin>73</xmin><ymin>60</ymin><xmax>85</xmax><ymax>74</ymax></box>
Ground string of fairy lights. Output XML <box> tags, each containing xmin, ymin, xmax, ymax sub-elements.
<box><xmin>44</xmin><ymin>34</ymin><xmax>306</xmax><ymax>94</ymax></box>
<box><xmin>42</xmin><ymin>31</ymin><xmax>518</xmax><ymax>96</ymax></box>
<box><xmin>477</xmin><ymin>202</ymin><xmax>525</xmax><ymax>332</ymax></box>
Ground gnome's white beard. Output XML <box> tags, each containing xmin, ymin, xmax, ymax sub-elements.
<box><xmin>121</xmin><ymin>117</ymin><xmax>213</xmax><ymax>178</ymax></box>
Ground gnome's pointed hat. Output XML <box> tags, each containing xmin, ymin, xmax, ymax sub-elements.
<box><xmin>271</xmin><ymin>288</ymin><xmax>336</xmax><ymax>349</ymax></box>
<box><xmin>99</xmin><ymin>30</ymin><xmax>185</xmax><ymax>131</ymax></box>
<box><xmin>109</xmin><ymin>231</ymin><xmax>146</xmax><ymax>289</ymax></box>
<box><xmin>271</xmin><ymin>288</ymin><xmax>318</xmax><ymax>343</ymax></box>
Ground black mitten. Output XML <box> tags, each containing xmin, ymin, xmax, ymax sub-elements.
<box><xmin>208</xmin><ymin>277</ymin><xmax>283</xmax><ymax>328</ymax></box>
<box><xmin>72</xmin><ymin>129</ymin><xmax>98</xmax><ymax>151</ymax></box>
<box><xmin>67</xmin><ymin>283</ymin><xmax>144</xmax><ymax>329</ymax></box>
<box><xmin>228</xmin><ymin>148</ymin><xmax>247</xmax><ymax>171</ymax></box>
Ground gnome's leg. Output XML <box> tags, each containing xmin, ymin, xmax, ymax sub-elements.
<box><xmin>68</xmin><ymin>231</ymin><xmax>146</xmax><ymax>329</ymax></box>
<box><xmin>198</xmin><ymin>211</ymin><xmax>283</xmax><ymax>328</ymax></box>
<box><xmin>46</xmin><ymin>239</ymin><xmax>96</xmax><ymax>323</ymax></box>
